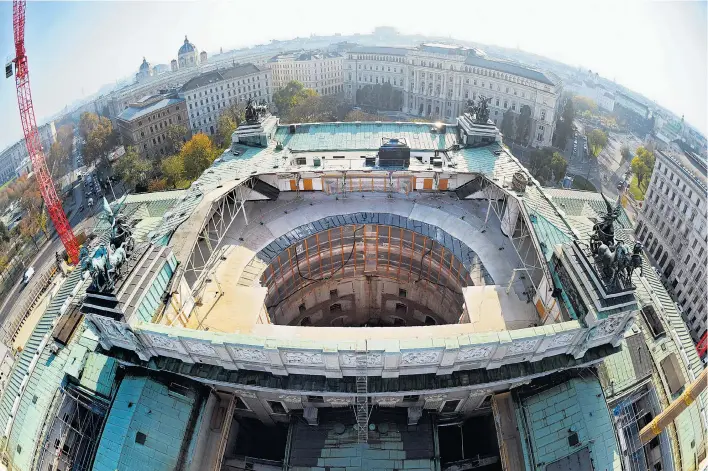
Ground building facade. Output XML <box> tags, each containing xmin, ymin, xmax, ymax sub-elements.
<box><xmin>635</xmin><ymin>149</ymin><xmax>708</xmax><ymax>343</ymax></box>
<box><xmin>343</xmin><ymin>44</ymin><xmax>561</xmax><ymax>147</ymax></box>
<box><xmin>0</xmin><ymin>121</ymin><xmax>56</xmax><ymax>185</ymax></box>
<box><xmin>179</xmin><ymin>63</ymin><xmax>272</xmax><ymax>136</ymax></box>
<box><xmin>266</xmin><ymin>51</ymin><xmax>343</xmax><ymax>95</ymax></box>
<box><xmin>115</xmin><ymin>93</ymin><xmax>190</xmax><ymax>159</ymax></box>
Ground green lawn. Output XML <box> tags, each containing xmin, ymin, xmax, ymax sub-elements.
<box><xmin>628</xmin><ymin>175</ymin><xmax>647</xmax><ymax>201</ymax></box>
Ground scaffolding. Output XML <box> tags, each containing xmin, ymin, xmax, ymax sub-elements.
<box><xmin>612</xmin><ymin>384</ymin><xmax>674</xmax><ymax>471</ymax></box>
<box><xmin>35</xmin><ymin>386</ymin><xmax>109</xmax><ymax>471</ymax></box>
<box><xmin>354</xmin><ymin>347</ymin><xmax>370</xmax><ymax>444</ymax></box>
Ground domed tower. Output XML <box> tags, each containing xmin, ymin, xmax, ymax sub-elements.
<box><xmin>170</xmin><ymin>59</ymin><xmax>178</xmax><ymax>72</ymax></box>
<box><xmin>178</xmin><ymin>35</ymin><xmax>199</xmax><ymax>69</ymax></box>
<box><xmin>136</xmin><ymin>57</ymin><xmax>153</xmax><ymax>82</ymax></box>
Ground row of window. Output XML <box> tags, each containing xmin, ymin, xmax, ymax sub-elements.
<box><xmin>184</xmin><ymin>75</ymin><xmax>267</xmax><ymax>101</ymax></box>
<box><xmin>346</xmin><ymin>56</ymin><xmax>543</xmax><ymax>89</ymax></box>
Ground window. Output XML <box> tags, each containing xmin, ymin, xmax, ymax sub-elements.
<box><xmin>568</xmin><ymin>431</ymin><xmax>580</xmax><ymax>447</ymax></box>
<box><xmin>234</xmin><ymin>396</ymin><xmax>249</xmax><ymax>410</ymax></box>
<box><xmin>267</xmin><ymin>400</ymin><xmax>287</xmax><ymax>414</ymax></box>
<box><xmin>395</xmin><ymin>303</ymin><xmax>407</xmax><ymax>315</ymax></box>
<box><xmin>441</xmin><ymin>400</ymin><xmax>460</xmax><ymax>413</ymax></box>
<box><xmin>399</xmin><ymin>288</ymin><xmax>407</xmax><ymax>298</ymax></box>
<box><xmin>135</xmin><ymin>432</ymin><xmax>147</xmax><ymax>445</ymax></box>
<box><xmin>330</xmin><ymin>303</ymin><xmax>342</xmax><ymax>312</ymax></box>
<box><xmin>329</xmin><ymin>289</ymin><xmax>338</xmax><ymax>299</ymax></box>
<box><xmin>295</xmin><ymin>157</ymin><xmax>307</xmax><ymax>165</ymax></box>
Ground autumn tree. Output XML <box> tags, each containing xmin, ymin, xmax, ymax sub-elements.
<box><xmin>587</xmin><ymin>129</ymin><xmax>608</xmax><ymax>158</ymax></box>
<box><xmin>181</xmin><ymin>134</ymin><xmax>218</xmax><ymax>180</ymax></box>
<box><xmin>527</xmin><ymin>148</ymin><xmax>568</xmax><ymax>184</ymax></box>
<box><xmin>216</xmin><ymin>114</ymin><xmax>237</xmax><ymax>149</ymax></box>
<box><xmin>274</xmin><ymin>81</ymin><xmax>318</xmax><ymax>118</ymax></box>
<box><xmin>83</xmin><ymin>116</ymin><xmax>117</xmax><ymax>167</ymax></box>
<box><xmin>160</xmin><ymin>154</ymin><xmax>185</xmax><ymax>188</ymax></box>
<box><xmin>630</xmin><ymin>146</ymin><xmax>656</xmax><ymax>189</ymax></box>
<box><xmin>78</xmin><ymin>112</ymin><xmax>100</xmax><ymax>141</ymax></box>
<box><xmin>115</xmin><ymin>146</ymin><xmax>152</xmax><ymax>191</ymax></box>
<box><xmin>164</xmin><ymin>124</ymin><xmax>188</xmax><ymax>155</ymax></box>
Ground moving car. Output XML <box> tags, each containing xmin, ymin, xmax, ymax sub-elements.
<box><xmin>22</xmin><ymin>266</ymin><xmax>35</xmax><ymax>284</ymax></box>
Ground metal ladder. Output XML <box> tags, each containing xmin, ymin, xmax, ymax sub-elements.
<box><xmin>354</xmin><ymin>348</ymin><xmax>369</xmax><ymax>444</ymax></box>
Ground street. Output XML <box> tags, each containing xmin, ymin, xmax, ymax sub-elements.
<box><xmin>0</xmin><ymin>130</ymin><xmax>118</xmax><ymax>326</ymax></box>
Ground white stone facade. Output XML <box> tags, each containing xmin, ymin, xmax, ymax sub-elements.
<box><xmin>343</xmin><ymin>45</ymin><xmax>561</xmax><ymax>147</ymax></box>
<box><xmin>180</xmin><ymin>65</ymin><xmax>272</xmax><ymax>136</ymax></box>
<box><xmin>266</xmin><ymin>51</ymin><xmax>343</xmax><ymax>96</ymax></box>
<box><xmin>635</xmin><ymin>150</ymin><xmax>708</xmax><ymax>342</ymax></box>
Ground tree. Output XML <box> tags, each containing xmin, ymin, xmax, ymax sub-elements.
<box><xmin>0</xmin><ymin>220</ymin><xmax>9</xmax><ymax>243</ymax></box>
<box><xmin>83</xmin><ymin>116</ymin><xmax>117</xmax><ymax>167</ymax></box>
<box><xmin>161</xmin><ymin>154</ymin><xmax>185</xmax><ymax>188</ymax></box>
<box><xmin>164</xmin><ymin>124</ymin><xmax>188</xmax><ymax>155</ymax></box>
<box><xmin>216</xmin><ymin>114</ymin><xmax>237</xmax><ymax>149</ymax></box>
<box><xmin>553</xmin><ymin>98</ymin><xmax>574</xmax><ymax>148</ymax></box>
<box><xmin>115</xmin><ymin>146</ymin><xmax>152</xmax><ymax>191</ymax></box>
<box><xmin>500</xmin><ymin>108</ymin><xmax>516</xmax><ymax>140</ymax></box>
<box><xmin>620</xmin><ymin>145</ymin><xmax>631</xmax><ymax>162</ymax></box>
<box><xmin>528</xmin><ymin>147</ymin><xmax>554</xmax><ymax>184</ymax></box>
<box><xmin>78</xmin><ymin>112</ymin><xmax>100</xmax><ymax>141</ymax></box>
<box><xmin>587</xmin><ymin>129</ymin><xmax>608</xmax><ymax>158</ymax></box>
<box><xmin>549</xmin><ymin>152</ymin><xmax>568</xmax><ymax>182</ymax></box>
<box><xmin>148</xmin><ymin>178</ymin><xmax>168</xmax><ymax>192</ymax></box>
<box><xmin>630</xmin><ymin>146</ymin><xmax>655</xmax><ymax>188</ymax></box>
<box><xmin>181</xmin><ymin>134</ymin><xmax>218</xmax><ymax>180</ymax></box>
<box><xmin>515</xmin><ymin>105</ymin><xmax>533</xmax><ymax>144</ymax></box>
<box><xmin>287</xmin><ymin>95</ymin><xmax>340</xmax><ymax>123</ymax></box>
<box><xmin>273</xmin><ymin>81</ymin><xmax>318</xmax><ymax>118</ymax></box>
<box><xmin>572</xmin><ymin>96</ymin><xmax>598</xmax><ymax>115</ymax></box>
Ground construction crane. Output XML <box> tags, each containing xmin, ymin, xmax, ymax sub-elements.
<box><xmin>639</xmin><ymin>368</ymin><xmax>707</xmax><ymax>444</ymax></box>
<box><xmin>10</xmin><ymin>0</ymin><xmax>79</xmax><ymax>263</ymax></box>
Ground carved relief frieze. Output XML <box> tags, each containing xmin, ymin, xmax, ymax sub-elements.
<box><xmin>283</xmin><ymin>351</ymin><xmax>323</xmax><ymax>365</ymax></box>
<box><xmin>457</xmin><ymin>345</ymin><xmax>494</xmax><ymax>361</ymax></box>
<box><xmin>340</xmin><ymin>353</ymin><xmax>383</xmax><ymax>367</ymax></box>
<box><xmin>507</xmin><ymin>339</ymin><xmax>538</xmax><ymax>355</ymax></box>
<box><xmin>400</xmin><ymin>350</ymin><xmax>441</xmax><ymax>365</ymax></box>
<box><xmin>229</xmin><ymin>347</ymin><xmax>269</xmax><ymax>363</ymax></box>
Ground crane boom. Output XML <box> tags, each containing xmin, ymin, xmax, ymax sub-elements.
<box><xmin>639</xmin><ymin>368</ymin><xmax>707</xmax><ymax>444</ymax></box>
<box><xmin>12</xmin><ymin>0</ymin><xmax>79</xmax><ymax>263</ymax></box>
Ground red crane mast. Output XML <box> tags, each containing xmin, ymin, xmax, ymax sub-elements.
<box><xmin>12</xmin><ymin>0</ymin><xmax>79</xmax><ymax>263</ymax></box>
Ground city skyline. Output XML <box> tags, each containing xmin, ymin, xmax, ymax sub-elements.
<box><xmin>0</xmin><ymin>0</ymin><xmax>705</xmax><ymax>150</ymax></box>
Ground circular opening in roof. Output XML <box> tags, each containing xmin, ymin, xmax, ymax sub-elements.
<box><xmin>258</xmin><ymin>218</ymin><xmax>488</xmax><ymax>327</ymax></box>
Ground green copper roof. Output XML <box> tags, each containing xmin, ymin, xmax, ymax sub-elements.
<box><xmin>80</xmin><ymin>352</ymin><xmax>119</xmax><ymax>398</ymax></box>
<box><xmin>92</xmin><ymin>375</ymin><xmax>197</xmax><ymax>471</ymax></box>
<box><xmin>274</xmin><ymin>122</ymin><xmax>458</xmax><ymax>152</ymax></box>
<box><xmin>516</xmin><ymin>377</ymin><xmax>622</xmax><ymax>470</ymax></box>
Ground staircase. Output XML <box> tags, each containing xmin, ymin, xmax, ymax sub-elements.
<box><xmin>354</xmin><ymin>348</ymin><xmax>369</xmax><ymax>444</ymax></box>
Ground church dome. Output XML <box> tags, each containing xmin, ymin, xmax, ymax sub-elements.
<box><xmin>139</xmin><ymin>57</ymin><xmax>150</xmax><ymax>71</ymax></box>
<box><xmin>179</xmin><ymin>36</ymin><xmax>196</xmax><ymax>55</ymax></box>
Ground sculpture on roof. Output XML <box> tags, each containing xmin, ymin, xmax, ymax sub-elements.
<box><xmin>79</xmin><ymin>198</ymin><xmax>135</xmax><ymax>292</ymax></box>
<box><xmin>245</xmin><ymin>98</ymin><xmax>268</xmax><ymax>125</ymax></box>
<box><xmin>466</xmin><ymin>96</ymin><xmax>491</xmax><ymax>124</ymax></box>
<box><xmin>590</xmin><ymin>195</ymin><xmax>643</xmax><ymax>289</ymax></box>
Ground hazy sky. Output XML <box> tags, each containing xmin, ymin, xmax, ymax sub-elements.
<box><xmin>0</xmin><ymin>0</ymin><xmax>705</xmax><ymax>150</ymax></box>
